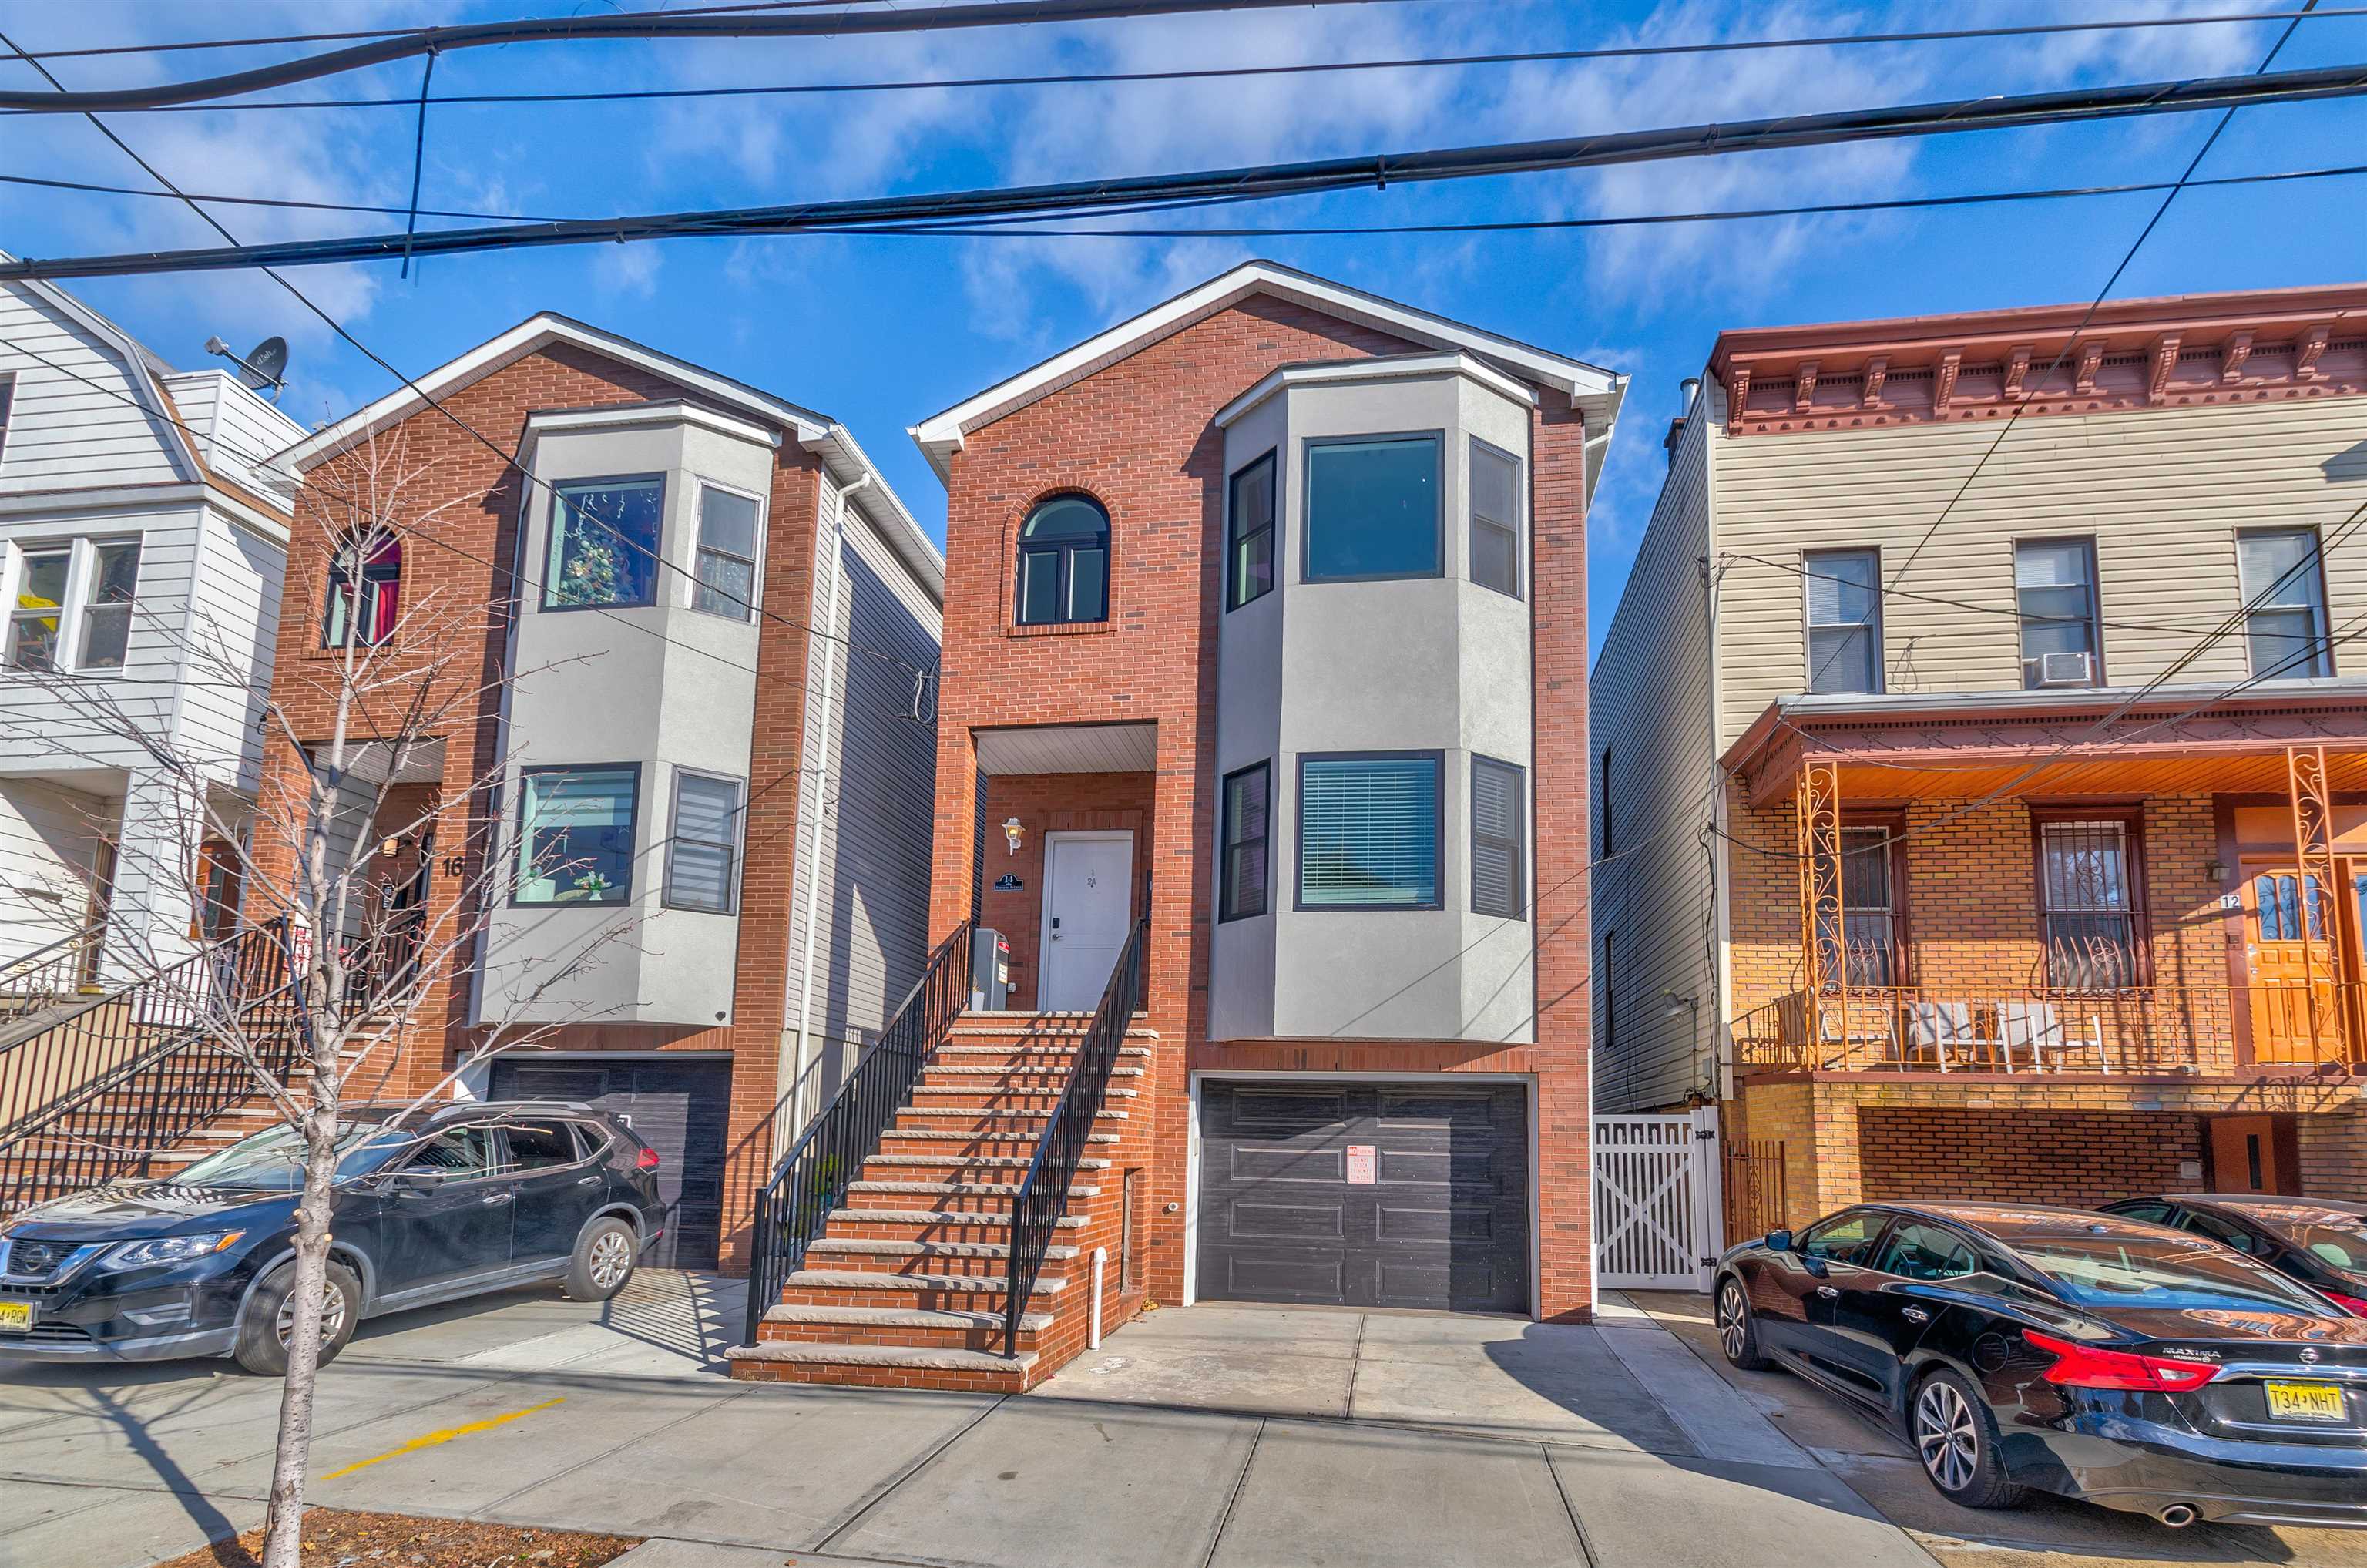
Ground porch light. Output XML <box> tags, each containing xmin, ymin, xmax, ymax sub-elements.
<box><xmin>2206</xmin><ymin>860</ymin><xmax>2229</xmax><ymax>882</ymax></box>
<box><xmin>379</xmin><ymin>835</ymin><xmax>402</xmax><ymax>858</ymax></box>
<box><xmin>1002</xmin><ymin>818</ymin><xmax>1025</xmax><ymax>857</ymax></box>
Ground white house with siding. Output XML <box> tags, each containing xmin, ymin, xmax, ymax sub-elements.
<box><xmin>0</xmin><ymin>258</ymin><xmax>302</xmax><ymax>986</ymax></box>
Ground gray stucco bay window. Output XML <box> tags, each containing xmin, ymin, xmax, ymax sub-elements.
<box><xmin>515</xmin><ymin>764</ymin><xmax>639</xmax><ymax>905</ymax></box>
<box><xmin>694</xmin><ymin>484</ymin><xmax>760</xmax><ymax>619</ymax></box>
<box><xmin>1304</xmin><ymin>434</ymin><xmax>1441</xmax><ymax>582</ymax></box>
<box><xmin>545</xmin><ymin>475</ymin><xmax>664</xmax><ymax>610</ymax></box>
<box><xmin>1297</xmin><ymin>751</ymin><xmax>1442</xmax><ymax>910</ymax></box>
<box><xmin>665</xmin><ymin>770</ymin><xmax>743</xmax><ymax>913</ymax></box>
<box><xmin>1227</xmin><ymin>452</ymin><xmax>1275</xmax><ymax>611</ymax></box>
<box><xmin>1471</xmin><ymin>755</ymin><xmax>1526</xmax><ymax>918</ymax></box>
<box><xmin>1220</xmin><ymin>761</ymin><xmax>1270</xmax><ymax>920</ymax></box>
<box><xmin>1470</xmin><ymin>438</ymin><xmax>1521</xmax><ymax>598</ymax></box>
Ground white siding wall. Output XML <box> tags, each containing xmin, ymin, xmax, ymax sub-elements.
<box><xmin>0</xmin><ymin>778</ymin><xmax>114</xmax><ymax>959</ymax></box>
<box><xmin>0</xmin><ymin>285</ymin><xmax>186</xmax><ymax>492</ymax></box>
<box><xmin>175</xmin><ymin>508</ymin><xmax>287</xmax><ymax>791</ymax></box>
<box><xmin>1711</xmin><ymin>396</ymin><xmax>2367</xmax><ymax>750</ymax></box>
<box><xmin>159</xmin><ymin>369</ymin><xmax>303</xmax><ymax>508</ymax></box>
<box><xmin>1590</xmin><ymin>390</ymin><xmax>1720</xmax><ymax>1112</ymax></box>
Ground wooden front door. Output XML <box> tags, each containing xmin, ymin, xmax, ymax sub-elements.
<box><xmin>2208</xmin><ymin>1114</ymin><xmax>2287</xmax><ymax>1195</ymax></box>
<box><xmin>2241</xmin><ymin>867</ymin><xmax>2345</xmax><ymax>1064</ymax></box>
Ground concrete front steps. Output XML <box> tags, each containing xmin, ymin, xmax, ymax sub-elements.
<box><xmin>729</xmin><ymin>1012</ymin><xmax>1156</xmax><ymax>1393</ymax></box>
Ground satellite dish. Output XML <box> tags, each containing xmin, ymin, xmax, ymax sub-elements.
<box><xmin>237</xmin><ymin>336</ymin><xmax>289</xmax><ymax>392</ymax></box>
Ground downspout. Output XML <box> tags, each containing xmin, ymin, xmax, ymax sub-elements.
<box><xmin>788</xmin><ymin>474</ymin><xmax>862</xmax><ymax>1144</ymax></box>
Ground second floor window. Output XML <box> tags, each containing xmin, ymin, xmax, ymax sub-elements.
<box><xmin>515</xmin><ymin>765</ymin><xmax>638</xmax><ymax>905</ymax></box>
<box><xmin>76</xmin><ymin>540</ymin><xmax>140</xmax><ymax>670</ymax></box>
<box><xmin>2015</xmin><ymin>538</ymin><xmax>2100</xmax><ymax>688</ymax></box>
<box><xmin>2237</xmin><ymin>528</ymin><xmax>2332</xmax><ymax>680</ymax></box>
<box><xmin>1298</xmin><ymin>751</ymin><xmax>1441</xmax><ymax>909</ymax></box>
<box><xmin>1219</xmin><ymin>762</ymin><xmax>1269</xmax><ymax>920</ymax></box>
<box><xmin>323</xmin><ymin>538</ymin><xmax>401</xmax><ymax>649</ymax></box>
<box><xmin>1016</xmin><ymin>494</ymin><xmax>1109</xmax><ymax>625</ymax></box>
<box><xmin>1470</xmin><ymin>438</ymin><xmax>1522</xmax><ymax>598</ymax></box>
<box><xmin>2038</xmin><ymin>818</ymin><xmax>2138</xmax><ymax>990</ymax></box>
<box><xmin>1471</xmin><ymin>755</ymin><xmax>1526</xmax><ymax>919</ymax></box>
<box><xmin>693</xmin><ymin>486</ymin><xmax>760</xmax><ymax>619</ymax></box>
<box><xmin>1803</xmin><ymin>547</ymin><xmax>1881</xmax><ymax>694</ymax></box>
<box><xmin>1305</xmin><ymin>434</ymin><xmax>1440</xmax><ymax>582</ymax></box>
<box><xmin>6</xmin><ymin>547</ymin><xmax>69</xmax><ymax>671</ymax></box>
<box><xmin>1816</xmin><ymin>826</ymin><xmax>1896</xmax><ymax>988</ymax></box>
<box><xmin>664</xmin><ymin>771</ymin><xmax>744</xmax><ymax>913</ymax></box>
<box><xmin>1227</xmin><ymin>453</ymin><xmax>1274</xmax><ymax>611</ymax></box>
<box><xmin>546</xmin><ymin>475</ymin><xmax>663</xmax><ymax>611</ymax></box>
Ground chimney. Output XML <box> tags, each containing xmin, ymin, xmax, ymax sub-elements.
<box><xmin>1664</xmin><ymin>376</ymin><xmax>1703</xmax><ymax>465</ymax></box>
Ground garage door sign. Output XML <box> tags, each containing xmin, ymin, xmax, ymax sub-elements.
<box><xmin>1345</xmin><ymin>1144</ymin><xmax>1377</xmax><ymax>1184</ymax></box>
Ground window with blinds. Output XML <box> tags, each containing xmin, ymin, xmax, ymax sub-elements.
<box><xmin>1471</xmin><ymin>755</ymin><xmax>1526</xmax><ymax>919</ymax></box>
<box><xmin>1220</xmin><ymin>762</ymin><xmax>1270</xmax><ymax>921</ymax></box>
<box><xmin>1296</xmin><ymin>753</ymin><xmax>1441</xmax><ymax>909</ymax></box>
<box><xmin>666</xmin><ymin>771</ymin><xmax>744</xmax><ymax>913</ymax></box>
<box><xmin>2038</xmin><ymin>819</ymin><xmax>2140</xmax><ymax>990</ymax></box>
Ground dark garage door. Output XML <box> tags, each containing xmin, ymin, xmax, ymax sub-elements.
<box><xmin>491</xmin><ymin>1057</ymin><xmax>731</xmax><ymax>1269</ymax></box>
<box><xmin>1197</xmin><ymin>1081</ymin><xmax>1529</xmax><ymax>1312</ymax></box>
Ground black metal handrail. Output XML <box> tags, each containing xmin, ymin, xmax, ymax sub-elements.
<box><xmin>0</xmin><ymin>922</ymin><xmax>304</xmax><ymax>1215</ymax></box>
<box><xmin>744</xmin><ymin>921</ymin><xmax>974</xmax><ymax>1338</ymax></box>
<box><xmin>1003</xmin><ymin>915</ymin><xmax>1147</xmax><ymax>1354</ymax></box>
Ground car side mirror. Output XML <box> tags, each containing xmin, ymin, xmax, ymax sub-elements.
<box><xmin>1764</xmin><ymin>1228</ymin><xmax>1792</xmax><ymax>1253</ymax></box>
<box><xmin>391</xmin><ymin>1170</ymin><xmax>445</xmax><ymax>1195</ymax></box>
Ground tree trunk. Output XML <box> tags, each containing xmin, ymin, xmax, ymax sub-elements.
<box><xmin>260</xmin><ymin>1089</ymin><xmax>341</xmax><ymax>1568</ymax></box>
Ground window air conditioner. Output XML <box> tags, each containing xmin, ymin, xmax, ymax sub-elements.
<box><xmin>2029</xmin><ymin>650</ymin><xmax>2093</xmax><ymax>687</ymax></box>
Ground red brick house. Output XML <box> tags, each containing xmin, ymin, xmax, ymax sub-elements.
<box><xmin>730</xmin><ymin>262</ymin><xmax>1625</xmax><ymax>1390</ymax></box>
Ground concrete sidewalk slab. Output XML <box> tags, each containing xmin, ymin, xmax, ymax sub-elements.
<box><xmin>1549</xmin><ymin>1446</ymin><xmax>1939</xmax><ymax>1568</ymax></box>
<box><xmin>0</xmin><ymin>1481</ymin><xmax>261</xmax><ymax>1568</ymax></box>
<box><xmin>1595</xmin><ymin>1301</ymin><xmax>1816</xmax><ymax>1469</ymax></box>
<box><xmin>1348</xmin><ymin>1324</ymin><xmax>1695</xmax><ymax>1452</ymax></box>
<box><xmin>1209</xmin><ymin>1418</ymin><xmax>1587</xmax><ymax>1568</ymax></box>
<box><xmin>486</xmin><ymin>1382</ymin><xmax>999</xmax><ymax>1550</ymax></box>
<box><xmin>605</xmin><ymin>1539</ymin><xmax>913</xmax><ymax>1568</ymax></box>
<box><xmin>830</xmin><ymin>1397</ymin><xmax>1258</xmax><ymax>1568</ymax></box>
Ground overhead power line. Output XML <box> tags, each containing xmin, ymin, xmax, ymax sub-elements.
<box><xmin>11</xmin><ymin>59</ymin><xmax>2367</xmax><ymax>281</ymax></box>
<box><xmin>23</xmin><ymin>8</ymin><xmax>2367</xmax><ymax>116</ymax></box>
<box><xmin>0</xmin><ymin>0</ymin><xmax>1419</xmax><ymax>112</ymax></box>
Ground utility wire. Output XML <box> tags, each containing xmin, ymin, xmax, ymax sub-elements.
<box><xmin>26</xmin><ymin>8</ymin><xmax>2367</xmax><ymax>116</ymax></box>
<box><xmin>0</xmin><ymin>0</ymin><xmax>1423</xmax><ymax>112</ymax></box>
<box><xmin>14</xmin><ymin>59</ymin><xmax>2367</xmax><ymax>280</ymax></box>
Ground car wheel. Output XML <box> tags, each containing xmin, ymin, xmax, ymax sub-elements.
<box><xmin>1716</xmin><ymin>1275</ymin><xmax>1770</xmax><ymax>1370</ymax></box>
<box><xmin>1912</xmin><ymin>1368</ymin><xmax>2027</xmax><ymax>1510</ymax></box>
<box><xmin>564</xmin><ymin>1217</ymin><xmax>637</xmax><ymax>1301</ymax></box>
<box><xmin>233</xmin><ymin>1259</ymin><xmax>361</xmax><ymax>1378</ymax></box>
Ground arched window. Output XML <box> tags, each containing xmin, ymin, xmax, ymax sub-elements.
<box><xmin>1015</xmin><ymin>494</ymin><xmax>1109</xmax><ymax>626</ymax></box>
<box><xmin>323</xmin><ymin>536</ymin><xmax>401</xmax><ymax>648</ymax></box>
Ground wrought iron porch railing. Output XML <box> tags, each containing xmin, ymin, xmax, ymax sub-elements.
<box><xmin>1733</xmin><ymin>982</ymin><xmax>2367</xmax><ymax>1076</ymax></box>
<box><xmin>0</xmin><ymin>922</ymin><xmax>109</xmax><ymax>1032</ymax></box>
<box><xmin>0</xmin><ymin>922</ymin><xmax>304</xmax><ymax>1215</ymax></box>
<box><xmin>1003</xmin><ymin>915</ymin><xmax>1148</xmax><ymax>1355</ymax></box>
<box><xmin>743</xmin><ymin>921</ymin><xmax>974</xmax><ymax>1339</ymax></box>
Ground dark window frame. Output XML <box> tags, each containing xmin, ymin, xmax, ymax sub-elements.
<box><xmin>2028</xmin><ymin>805</ymin><xmax>2150</xmax><ymax>992</ymax></box>
<box><xmin>1598</xmin><ymin>746</ymin><xmax>1613</xmax><ymax>858</ymax></box>
<box><xmin>1469</xmin><ymin>435</ymin><xmax>1523</xmax><ymax>599</ymax></box>
<box><xmin>2013</xmin><ymin>534</ymin><xmax>2104</xmax><ymax>688</ymax></box>
<box><xmin>2235</xmin><ymin>525</ymin><xmax>2335</xmax><ymax>680</ymax></box>
<box><xmin>1801</xmin><ymin>546</ymin><xmax>1883</xmax><ymax>695</ymax></box>
<box><xmin>1218</xmin><ymin>760</ymin><xmax>1271</xmax><ymax>922</ymax></box>
<box><xmin>509</xmin><ymin>760</ymin><xmax>643</xmax><ymax>908</ymax></box>
<box><xmin>1470</xmin><ymin>753</ymin><xmax>1527</xmax><ymax>920</ymax></box>
<box><xmin>541</xmin><ymin>472</ymin><xmax>668</xmax><ymax>614</ymax></box>
<box><xmin>690</xmin><ymin>479</ymin><xmax>764</xmax><ymax>623</ymax></box>
<box><xmin>1818</xmin><ymin>812</ymin><xmax>1909</xmax><ymax>989</ymax></box>
<box><xmin>1294</xmin><ymin>748</ymin><xmax>1446</xmax><ymax>912</ymax></box>
<box><xmin>321</xmin><ymin>535</ymin><xmax>403</xmax><ymax>650</ymax></box>
<box><xmin>1013</xmin><ymin>492</ymin><xmax>1113</xmax><ymax>627</ymax></box>
<box><xmin>1226</xmin><ymin>450</ymin><xmax>1277</xmax><ymax>613</ymax></box>
<box><xmin>1301</xmin><ymin>430</ymin><xmax>1446</xmax><ymax>585</ymax></box>
<box><xmin>663</xmin><ymin>767</ymin><xmax>747</xmax><ymax>915</ymax></box>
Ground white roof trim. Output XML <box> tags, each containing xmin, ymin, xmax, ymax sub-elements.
<box><xmin>272</xmin><ymin>312</ymin><xmax>831</xmax><ymax>470</ymax></box>
<box><xmin>803</xmin><ymin>422</ymin><xmax>945</xmax><ymax>605</ymax></box>
<box><xmin>910</xmin><ymin>260</ymin><xmax>1623</xmax><ymax>487</ymax></box>
<box><xmin>1214</xmin><ymin>351</ymin><xmax>1539</xmax><ymax>428</ymax></box>
<box><xmin>524</xmin><ymin>398</ymin><xmax>782</xmax><ymax>448</ymax></box>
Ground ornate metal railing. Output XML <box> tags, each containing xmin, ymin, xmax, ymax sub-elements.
<box><xmin>1004</xmin><ymin>915</ymin><xmax>1148</xmax><ymax>1354</ymax></box>
<box><xmin>0</xmin><ymin>921</ymin><xmax>109</xmax><ymax>1033</ymax></box>
<box><xmin>1734</xmin><ymin>981</ymin><xmax>2367</xmax><ymax>1077</ymax></box>
<box><xmin>744</xmin><ymin>922</ymin><xmax>973</xmax><ymax>1338</ymax></box>
<box><xmin>0</xmin><ymin>922</ymin><xmax>303</xmax><ymax>1215</ymax></box>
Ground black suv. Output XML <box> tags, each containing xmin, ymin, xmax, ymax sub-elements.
<box><xmin>0</xmin><ymin>1100</ymin><xmax>664</xmax><ymax>1374</ymax></box>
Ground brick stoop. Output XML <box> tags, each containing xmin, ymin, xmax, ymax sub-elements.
<box><xmin>728</xmin><ymin>1012</ymin><xmax>1157</xmax><ymax>1392</ymax></box>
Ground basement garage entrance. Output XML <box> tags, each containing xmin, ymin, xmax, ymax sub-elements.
<box><xmin>1196</xmin><ymin>1080</ymin><xmax>1529</xmax><ymax>1312</ymax></box>
<box><xmin>490</xmin><ymin>1056</ymin><xmax>730</xmax><ymax>1269</ymax></box>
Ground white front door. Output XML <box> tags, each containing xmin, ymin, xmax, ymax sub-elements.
<box><xmin>1039</xmin><ymin>831</ymin><xmax>1133</xmax><ymax>1012</ymax></box>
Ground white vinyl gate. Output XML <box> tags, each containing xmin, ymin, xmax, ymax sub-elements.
<box><xmin>1592</xmin><ymin>1110</ymin><xmax>1721</xmax><ymax>1292</ymax></box>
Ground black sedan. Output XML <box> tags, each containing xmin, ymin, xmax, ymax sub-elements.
<box><xmin>2101</xmin><ymin>1194</ymin><xmax>2367</xmax><ymax>1316</ymax></box>
<box><xmin>0</xmin><ymin>1100</ymin><xmax>664</xmax><ymax>1375</ymax></box>
<box><xmin>1714</xmin><ymin>1202</ymin><xmax>2367</xmax><ymax>1530</ymax></box>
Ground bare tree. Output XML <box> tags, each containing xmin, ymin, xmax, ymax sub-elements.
<box><xmin>15</xmin><ymin>432</ymin><xmax>634</xmax><ymax>1568</ymax></box>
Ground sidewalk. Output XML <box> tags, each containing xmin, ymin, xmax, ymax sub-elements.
<box><xmin>1</xmin><ymin>1288</ymin><xmax>1948</xmax><ymax>1568</ymax></box>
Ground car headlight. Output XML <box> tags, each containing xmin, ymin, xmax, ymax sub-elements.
<box><xmin>97</xmin><ymin>1232</ymin><xmax>245</xmax><ymax>1272</ymax></box>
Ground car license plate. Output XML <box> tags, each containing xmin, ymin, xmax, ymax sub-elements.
<box><xmin>2264</xmin><ymin>1380</ymin><xmax>2347</xmax><ymax>1422</ymax></box>
<box><xmin>0</xmin><ymin>1301</ymin><xmax>32</xmax><ymax>1335</ymax></box>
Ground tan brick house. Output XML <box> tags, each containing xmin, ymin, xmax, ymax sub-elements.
<box><xmin>255</xmin><ymin>317</ymin><xmax>944</xmax><ymax>1271</ymax></box>
<box><xmin>1593</xmin><ymin>284</ymin><xmax>2367</xmax><ymax>1239</ymax></box>
<box><xmin>729</xmin><ymin>262</ymin><xmax>1623</xmax><ymax>1391</ymax></box>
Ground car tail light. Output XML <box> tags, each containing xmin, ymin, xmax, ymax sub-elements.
<box><xmin>2026</xmin><ymin>1330</ymin><xmax>2222</xmax><ymax>1392</ymax></box>
<box><xmin>635</xmin><ymin>1147</ymin><xmax>661</xmax><ymax>1172</ymax></box>
<box><xmin>2323</xmin><ymin>1291</ymin><xmax>2367</xmax><ymax>1318</ymax></box>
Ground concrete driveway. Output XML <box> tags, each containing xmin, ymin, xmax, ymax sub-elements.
<box><xmin>1</xmin><ymin>1281</ymin><xmax>1943</xmax><ymax>1568</ymax></box>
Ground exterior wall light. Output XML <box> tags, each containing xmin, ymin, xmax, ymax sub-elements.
<box><xmin>1002</xmin><ymin>818</ymin><xmax>1025</xmax><ymax>857</ymax></box>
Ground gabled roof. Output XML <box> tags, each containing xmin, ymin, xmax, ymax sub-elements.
<box><xmin>272</xmin><ymin>312</ymin><xmax>942</xmax><ymax>602</ymax></box>
<box><xmin>2</xmin><ymin>249</ymin><xmax>203</xmax><ymax>485</ymax></box>
<box><xmin>908</xmin><ymin>260</ymin><xmax>1626</xmax><ymax>498</ymax></box>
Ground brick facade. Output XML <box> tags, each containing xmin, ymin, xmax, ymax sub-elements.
<box><xmin>977</xmin><ymin>771</ymin><xmax>1156</xmax><ymax>1013</ymax></box>
<box><xmin>1859</xmin><ymin>1108</ymin><xmax>2206</xmax><ymax>1207</ymax></box>
<box><xmin>254</xmin><ymin>341</ymin><xmax>825</xmax><ymax>1269</ymax></box>
<box><xmin>926</xmin><ymin>294</ymin><xmax>1597</xmax><ymax>1321</ymax></box>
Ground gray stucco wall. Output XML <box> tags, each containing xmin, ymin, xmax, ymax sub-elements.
<box><xmin>1211</xmin><ymin>361</ymin><xmax>1537</xmax><ymax>1043</ymax></box>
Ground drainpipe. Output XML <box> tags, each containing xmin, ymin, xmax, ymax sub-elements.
<box><xmin>788</xmin><ymin>475</ymin><xmax>864</xmax><ymax>1144</ymax></box>
<box><xmin>1089</xmin><ymin>1245</ymin><xmax>1106</xmax><ymax>1349</ymax></box>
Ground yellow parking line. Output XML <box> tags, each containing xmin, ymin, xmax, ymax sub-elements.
<box><xmin>319</xmin><ymin>1396</ymin><xmax>566</xmax><ymax>1481</ymax></box>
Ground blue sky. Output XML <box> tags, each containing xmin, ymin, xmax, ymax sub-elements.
<box><xmin>5</xmin><ymin>0</ymin><xmax>2365</xmax><ymax>653</ymax></box>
